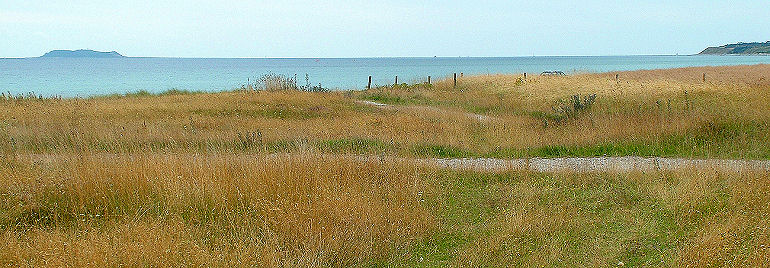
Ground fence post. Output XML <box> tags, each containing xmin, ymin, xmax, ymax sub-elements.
<box><xmin>428</xmin><ymin>76</ymin><xmax>431</xmax><ymax>84</ymax></box>
<box><xmin>524</xmin><ymin>72</ymin><xmax>527</xmax><ymax>80</ymax></box>
<box><xmin>453</xmin><ymin>73</ymin><xmax>457</xmax><ymax>88</ymax></box>
<box><xmin>395</xmin><ymin>76</ymin><xmax>398</xmax><ymax>85</ymax></box>
<box><xmin>367</xmin><ymin>76</ymin><xmax>372</xmax><ymax>89</ymax></box>
<box><xmin>702</xmin><ymin>73</ymin><xmax>706</xmax><ymax>82</ymax></box>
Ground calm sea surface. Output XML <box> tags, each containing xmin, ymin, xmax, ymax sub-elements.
<box><xmin>1</xmin><ymin>56</ymin><xmax>769</xmax><ymax>97</ymax></box>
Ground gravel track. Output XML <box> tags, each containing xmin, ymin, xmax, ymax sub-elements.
<box><xmin>425</xmin><ymin>156</ymin><xmax>770</xmax><ymax>173</ymax></box>
<box><xmin>21</xmin><ymin>153</ymin><xmax>770</xmax><ymax>173</ymax></box>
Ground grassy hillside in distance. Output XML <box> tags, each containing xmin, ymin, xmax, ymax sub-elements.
<box><xmin>699</xmin><ymin>42</ymin><xmax>770</xmax><ymax>55</ymax></box>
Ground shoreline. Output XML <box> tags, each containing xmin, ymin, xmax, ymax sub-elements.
<box><xmin>0</xmin><ymin>62</ymin><xmax>770</xmax><ymax>99</ymax></box>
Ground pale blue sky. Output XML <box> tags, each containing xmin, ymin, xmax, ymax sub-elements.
<box><xmin>1</xmin><ymin>0</ymin><xmax>768</xmax><ymax>58</ymax></box>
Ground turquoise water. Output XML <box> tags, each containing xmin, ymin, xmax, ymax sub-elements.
<box><xmin>1</xmin><ymin>56</ymin><xmax>769</xmax><ymax>97</ymax></box>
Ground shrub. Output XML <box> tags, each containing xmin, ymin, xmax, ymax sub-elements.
<box><xmin>259</xmin><ymin>73</ymin><xmax>299</xmax><ymax>91</ymax></box>
<box><xmin>246</xmin><ymin>73</ymin><xmax>328</xmax><ymax>92</ymax></box>
<box><xmin>236</xmin><ymin>131</ymin><xmax>262</xmax><ymax>149</ymax></box>
<box><xmin>545</xmin><ymin>93</ymin><xmax>597</xmax><ymax>125</ymax></box>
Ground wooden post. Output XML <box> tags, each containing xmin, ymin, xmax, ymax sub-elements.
<box><xmin>453</xmin><ymin>73</ymin><xmax>457</xmax><ymax>88</ymax></box>
<box><xmin>615</xmin><ymin>74</ymin><xmax>619</xmax><ymax>82</ymax></box>
<box><xmin>524</xmin><ymin>73</ymin><xmax>527</xmax><ymax>80</ymax></box>
<box><xmin>395</xmin><ymin>76</ymin><xmax>398</xmax><ymax>85</ymax></box>
<box><xmin>428</xmin><ymin>76</ymin><xmax>431</xmax><ymax>84</ymax></box>
<box><xmin>702</xmin><ymin>73</ymin><xmax>706</xmax><ymax>82</ymax></box>
<box><xmin>367</xmin><ymin>76</ymin><xmax>372</xmax><ymax>89</ymax></box>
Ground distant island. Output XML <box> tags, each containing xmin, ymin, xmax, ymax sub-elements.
<box><xmin>699</xmin><ymin>42</ymin><xmax>770</xmax><ymax>55</ymax></box>
<box><xmin>40</xmin><ymin>49</ymin><xmax>125</xmax><ymax>58</ymax></box>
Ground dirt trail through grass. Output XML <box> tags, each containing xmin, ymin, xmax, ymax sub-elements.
<box><xmin>356</xmin><ymin>99</ymin><xmax>496</xmax><ymax>122</ymax></box>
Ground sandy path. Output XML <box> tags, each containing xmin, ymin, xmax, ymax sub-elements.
<box><xmin>355</xmin><ymin>99</ymin><xmax>496</xmax><ymax>122</ymax></box>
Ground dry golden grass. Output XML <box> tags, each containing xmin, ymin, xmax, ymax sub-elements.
<box><xmin>0</xmin><ymin>90</ymin><xmax>479</xmax><ymax>155</ymax></box>
<box><xmin>1</xmin><ymin>65</ymin><xmax>769</xmax><ymax>266</ymax></box>
<box><xmin>0</xmin><ymin>153</ymin><xmax>433</xmax><ymax>266</ymax></box>
<box><xmin>593</xmin><ymin>64</ymin><xmax>770</xmax><ymax>87</ymax></box>
<box><xmin>356</xmin><ymin>65</ymin><xmax>770</xmax><ymax>157</ymax></box>
<box><xmin>3</xmin><ymin>152</ymin><xmax>767</xmax><ymax>266</ymax></box>
<box><xmin>2</xmin><ymin>64</ymin><xmax>769</xmax><ymax>159</ymax></box>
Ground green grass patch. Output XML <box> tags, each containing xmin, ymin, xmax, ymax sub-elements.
<box><xmin>411</xmin><ymin>144</ymin><xmax>473</xmax><ymax>158</ymax></box>
<box><xmin>317</xmin><ymin>138</ymin><xmax>390</xmax><ymax>154</ymax></box>
<box><xmin>383</xmin><ymin>170</ymin><xmax>741</xmax><ymax>266</ymax></box>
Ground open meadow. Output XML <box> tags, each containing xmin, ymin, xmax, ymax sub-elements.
<box><xmin>1</xmin><ymin>65</ymin><xmax>769</xmax><ymax>266</ymax></box>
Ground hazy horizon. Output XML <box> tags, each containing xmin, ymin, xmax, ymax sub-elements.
<box><xmin>2</xmin><ymin>0</ymin><xmax>770</xmax><ymax>58</ymax></box>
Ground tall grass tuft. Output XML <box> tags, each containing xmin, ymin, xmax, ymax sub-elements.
<box><xmin>247</xmin><ymin>73</ymin><xmax>328</xmax><ymax>92</ymax></box>
<box><xmin>546</xmin><ymin>93</ymin><xmax>597</xmax><ymax>124</ymax></box>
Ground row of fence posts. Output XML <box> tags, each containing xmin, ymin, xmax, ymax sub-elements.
<box><xmin>612</xmin><ymin>73</ymin><xmax>709</xmax><ymax>83</ymax></box>
<box><xmin>366</xmin><ymin>72</ymin><xmax>712</xmax><ymax>90</ymax></box>
<box><xmin>366</xmin><ymin>73</ymin><xmax>465</xmax><ymax>90</ymax></box>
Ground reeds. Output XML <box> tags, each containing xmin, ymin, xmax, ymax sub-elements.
<box><xmin>1</xmin><ymin>91</ymin><xmax>63</xmax><ymax>102</ymax></box>
<box><xmin>244</xmin><ymin>73</ymin><xmax>328</xmax><ymax>92</ymax></box>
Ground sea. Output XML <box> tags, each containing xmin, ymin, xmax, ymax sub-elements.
<box><xmin>1</xmin><ymin>55</ymin><xmax>769</xmax><ymax>97</ymax></box>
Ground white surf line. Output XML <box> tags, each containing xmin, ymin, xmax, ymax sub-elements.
<box><xmin>424</xmin><ymin>156</ymin><xmax>770</xmax><ymax>173</ymax></box>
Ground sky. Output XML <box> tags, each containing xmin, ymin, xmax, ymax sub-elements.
<box><xmin>1</xmin><ymin>0</ymin><xmax>769</xmax><ymax>58</ymax></box>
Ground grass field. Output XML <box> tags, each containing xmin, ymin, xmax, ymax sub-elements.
<box><xmin>1</xmin><ymin>65</ymin><xmax>769</xmax><ymax>266</ymax></box>
<box><xmin>2</xmin><ymin>65</ymin><xmax>769</xmax><ymax>159</ymax></box>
